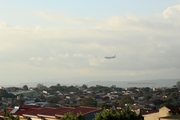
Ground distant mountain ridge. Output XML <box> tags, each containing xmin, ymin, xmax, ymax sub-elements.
<box><xmin>85</xmin><ymin>79</ymin><xmax>180</xmax><ymax>88</ymax></box>
<box><xmin>2</xmin><ymin>79</ymin><xmax>180</xmax><ymax>88</ymax></box>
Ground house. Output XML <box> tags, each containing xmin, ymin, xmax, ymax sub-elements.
<box><xmin>143</xmin><ymin>105</ymin><xmax>180</xmax><ymax>120</ymax></box>
<box><xmin>142</xmin><ymin>109</ymin><xmax>159</xmax><ymax>120</ymax></box>
<box><xmin>55</xmin><ymin>106</ymin><xmax>102</xmax><ymax>120</ymax></box>
<box><xmin>23</xmin><ymin>107</ymin><xmax>74</xmax><ymax>120</ymax></box>
<box><xmin>138</xmin><ymin>96</ymin><xmax>145</xmax><ymax>100</ymax></box>
<box><xmin>0</xmin><ymin>105</ymin><xmax>102</xmax><ymax>120</ymax></box>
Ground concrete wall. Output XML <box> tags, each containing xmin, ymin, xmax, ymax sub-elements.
<box><xmin>159</xmin><ymin>107</ymin><xmax>170</xmax><ymax>117</ymax></box>
<box><xmin>143</xmin><ymin>112</ymin><xmax>159</xmax><ymax>120</ymax></box>
<box><xmin>143</xmin><ymin>106</ymin><xmax>170</xmax><ymax>120</ymax></box>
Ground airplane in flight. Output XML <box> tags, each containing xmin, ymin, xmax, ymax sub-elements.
<box><xmin>104</xmin><ymin>55</ymin><xmax>116</xmax><ymax>59</ymax></box>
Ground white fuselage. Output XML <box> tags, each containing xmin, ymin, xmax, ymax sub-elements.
<box><xmin>104</xmin><ymin>55</ymin><xmax>116</xmax><ymax>59</ymax></box>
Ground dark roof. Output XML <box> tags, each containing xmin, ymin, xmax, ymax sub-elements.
<box><xmin>159</xmin><ymin>115</ymin><xmax>180</xmax><ymax>119</ymax></box>
<box><xmin>165</xmin><ymin>105</ymin><xmax>180</xmax><ymax>111</ymax></box>
<box><xmin>20</xmin><ymin>105</ymin><xmax>39</xmax><ymax>108</ymax></box>
<box><xmin>141</xmin><ymin>109</ymin><xmax>159</xmax><ymax>115</ymax></box>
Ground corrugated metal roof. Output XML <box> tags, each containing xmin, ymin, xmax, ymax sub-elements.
<box><xmin>23</xmin><ymin>108</ymin><xmax>54</xmax><ymax>116</ymax></box>
<box><xmin>38</xmin><ymin>107</ymin><xmax>74</xmax><ymax>117</ymax></box>
<box><xmin>1</xmin><ymin>106</ymin><xmax>101</xmax><ymax>119</ymax></box>
<box><xmin>56</xmin><ymin>106</ymin><xmax>102</xmax><ymax>116</ymax></box>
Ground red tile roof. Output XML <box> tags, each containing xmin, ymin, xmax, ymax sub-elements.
<box><xmin>37</xmin><ymin>107</ymin><xmax>74</xmax><ymax>118</ymax></box>
<box><xmin>13</xmin><ymin>107</ymin><xmax>38</xmax><ymax>116</ymax></box>
<box><xmin>1</xmin><ymin>106</ymin><xmax>101</xmax><ymax>119</ymax></box>
<box><xmin>56</xmin><ymin>106</ymin><xmax>102</xmax><ymax>117</ymax></box>
<box><xmin>23</xmin><ymin>108</ymin><xmax>54</xmax><ymax>117</ymax></box>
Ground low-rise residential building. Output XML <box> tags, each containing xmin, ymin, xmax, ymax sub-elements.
<box><xmin>0</xmin><ymin>105</ymin><xmax>102</xmax><ymax>120</ymax></box>
<box><xmin>143</xmin><ymin>105</ymin><xmax>180</xmax><ymax>120</ymax></box>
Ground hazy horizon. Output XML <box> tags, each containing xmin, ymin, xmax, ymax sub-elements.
<box><xmin>1</xmin><ymin>1</ymin><xmax>180</xmax><ymax>85</ymax></box>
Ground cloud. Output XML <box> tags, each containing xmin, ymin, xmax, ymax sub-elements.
<box><xmin>163</xmin><ymin>4</ymin><xmax>180</xmax><ymax>20</ymax></box>
<box><xmin>48</xmin><ymin>57</ymin><xmax>55</xmax><ymax>60</ymax></box>
<box><xmin>0</xmin><ymin>21</ymin><xmax>12</xmax><ymax>27</ymax></box>
<box><xmin>32</xmin><ymin>10</ymin><xmax>99</xmax><ymax>27</ymax></box>
<box><xmin>1</xmin><ymin>4</ymin><xmax>180</xmax><ymax>84</ymax></box>
<box><xmin>0</xmin><ymin>41</ymin><xmax>15</xmax><ymax>52</ymax></box>
<box><xmin>58</xmin><ymin>53</ymin><xmax>69</xmax><ymax>58</ymax></box>
<box><xmin>30</xmin><ymin>57</ymin><xmax>43</xmax><ymax>61</ymax></box>
<box><xmin>73</xmin><ymin>53</ymin><xmax>84</xmax><ymax>57</ymax></box>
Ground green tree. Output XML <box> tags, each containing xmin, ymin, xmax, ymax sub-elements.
<box><xmin>93</xmin><ymin>109</ymin><xmax>118</xmax><ymax>120</ymax></box>
<box><xmin>3</xmin><ymin>108</ymin><xmax>19</xmax><ymax>120</ymax></box>
<box><xmin>94</xmin><ymin>107</ymin><xmax>143</xmax><ymax>120</ymax></box>
<box><xmin>118</xmin><ymin>95</ymin><xmax>134</xmax><ymax>108</ymax></box>
<box><xmin>141</xmin><ymin>87</ymin><xmax>150</xmax><ymax>93</ymax></box>
<box><xmin>61</xmin><ymin>112</ymin><xmax>85</xmax><ymax>120</ymax></box>
<box><xmin>169</xmin><ymin>92</ymin><xmax>179</xmax><ymax>100</ymax></box>
<box><xmin>145</xmin><ymin>95</ymin><xmax>152</xmax><ymax>101</ymax></box>
<box><xmin>0</xmin><ymin>89</ymin><xmax>9</xmax><ymax>97</ymax></box>
<box><xmin>56</xmin><ymin>83</ymin><xmax>61</xmax><ymax>87</ymax></box>
<box><xmin>22</xmin><ymin>85</ymin><xmax>28</xmax><ymax>91</ymax></box>
<box><xmin>102</xmin><ymin>96</ymin><xmax>109</xmax><ymax>101</ymax></box>
<box><xmin>82</xmin><ymin>84</ymin><xmax>88</xmax><ymax>89</ymax></box>
<box><xmin>61</xmin><ymin>112</ymin><xmax>75</xmax><ymax>120</ymax></box>
<box><xmin>16</xmin><ymin>94</ymin><xmax>25</xmax><ymax>106</ymax></box>
<box><xmin>38</xmin><ymin>94</ymin><xmax>46</xmax><ymax>102</ymax></box>
<box><xmin>152</xmin><ymin>99</ymin><xmax>166</xmax><ymax>106</ymax></box>
<box><xmin>80</xmin><ymin>98</ymin><xmax>97</xmax><ymax>107</ymax></box>
<box><xmin>76</xmin><ymin>113</ymin><xmax>85</xmax><ymax>120</ymax></box>
<box><xmin>46</xmin><ymin>96</ymin><xmax>60</xmax><ymax>103</ymax></box>
<box><xmin>97</xmin><ymin>103</ymin><xmax>108</xmax><ymax>108</ymax></box>
<box><xmin>37</xmin><ymin>83</ymin><xmax>47</xmax><ymax>89</ymax></box>
<box><xmin>94</xmin><ymin>95</ymin><xmax>100</xmax><ymax>99</ymax></box>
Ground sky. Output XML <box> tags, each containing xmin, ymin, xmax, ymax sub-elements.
<box><xmin>0</xmin><ymin>0</ymin><xmax>180</xmax><ymax>86</ymax></box>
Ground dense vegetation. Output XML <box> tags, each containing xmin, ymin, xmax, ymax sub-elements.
<box><xmin>61</xmin><ymin>112</ymin><xmax>85</xmax><ymax>120</ymax></box>
<box><xmin>94</xmin><ymin>107</ymin><xmax>143</xmax><ymax>120</ymax></box>
<box><xmin>0</xmin><ymin>108</ymin><xmax>20</xmax><ymax>120</ymax></box>
<box><xmin>1</xmin><ymin>83</ymin><xmax>180</xmax><ymax>120</ymax></box>
<box><xmin>1</xmin><ymin>83</ymin><xmax>180</xmax><ymax>109</ymax></box>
